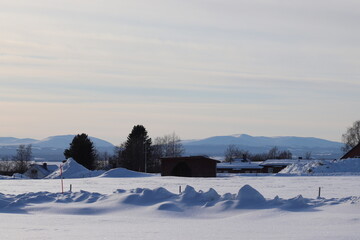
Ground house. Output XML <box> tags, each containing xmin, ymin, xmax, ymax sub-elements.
<box><xmin>341</xmin><ymin>143</ymin><xmax>360</xmax><ymax>159</ymax></box>
<box><xmin>217</xmin><ymin>159</ymin><xmax>263</xmax><ymax>174</ymax></box>
<box><xmin>24</xmin><ymin>163</ymin><xmax>58</xmax><ymax>179</ymax></box>
<box><xmin>161</xmin><ymin>156</ymin><xmax>220</xmax><ymax>177</ymax></box>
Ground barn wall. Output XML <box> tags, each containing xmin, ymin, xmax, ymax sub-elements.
<box><xmin>161</xmin><ymin>157</ymin><xmax>218</xmax><ymax>177</ymax></box>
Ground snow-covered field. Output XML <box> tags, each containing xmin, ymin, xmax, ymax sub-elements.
<box><xmin>1</xmin><ymin>173</ymin><xmax>360</xmax><ymax>240</ymax></box>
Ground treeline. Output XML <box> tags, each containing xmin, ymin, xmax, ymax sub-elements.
<box><xmin>0</xmin><ymin>125</ymin><xmax>185</xmax><ymax>175</ymax></box>
<box><xmin>224</xmin><ymin>144</ymin><xmax>302</xmax><ymax>162</ymax></box>
<box><xmin>64</xmin><ymin>125</ymin><xmax>185</xmax><ymax>173</ymax></box>
<box><xmin>0</xmin><ymin>144</ymin><xmax>33</xmax><ymax>175</ymax></box>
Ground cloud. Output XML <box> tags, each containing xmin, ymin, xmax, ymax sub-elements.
<box><xmin>1</xmin><ymin>0</ymin><xmax>359</xmax><ymax>141</ymax></box>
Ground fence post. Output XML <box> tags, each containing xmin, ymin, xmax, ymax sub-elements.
<box><xmin>60</xmin><ymin>164</ymin><xmax>64</xmax><ymax>194</ymax></box>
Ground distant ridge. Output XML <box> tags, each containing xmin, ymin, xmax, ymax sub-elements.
<box><xmin>0</xmin><ymin>135</ymin><xmax>114</xmax><ymax>148</ymax></box>
<box><xmin>183</xmin><ymin>134</ymin><xmax>341</xmax><ymax>148</ymax></box>
<box><xmin>182</xmin><ymin>134</ymin><xmax>343</xmax><ymax>159</ymax></box>
<box><xmin>0</xmin><ymin>137</ymin><xmax>37</xmax><ymax>145</ymax></box>
<box><xmin>0</xmin><ymin>134</ymin><xmax>343</xmax><ymax>161</ymax></box>
<box><xmin>32</xmin><ymin>135</ymin><xmax>114</xmax><ymax>149</ymax></box>
<box><xmin>0</xmin><ymin>134</ymin><xmax>341</xmax><ymax>149</ymax></box>
<box><xmin>0</xmin><ymin>135</ymin><xmax>115</xmax><ymax>162</ymax></box>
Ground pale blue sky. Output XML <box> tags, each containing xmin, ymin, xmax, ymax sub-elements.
<box><xmin>1</xmin><ymin>0</ymin><xmax>359</xmax><ymax>144</ymax></box>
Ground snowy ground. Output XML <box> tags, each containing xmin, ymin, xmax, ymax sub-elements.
<box><xmin>0</xmin><ymin>174</ymin><xmax>360</xmax><ymax>240</ymax></box>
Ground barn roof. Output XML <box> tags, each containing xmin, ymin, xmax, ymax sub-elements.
<box><xmin>217</xmin><ymin>161</ymin><xmax>263</xmax><ymax>170</ymax></box>
<box><xmin>160</xmin><ymin>156</ymin><xmax>221</xmax><ymax>163</ymax></box>
<box><xmin>260</xmin><ymin>159</ymin><xmax>300</xmax><ymax>167</ymax></box>
<box><xmin>341</xmin><ymin>143</ymin><xmax>360</xmax><ymax>159</ymax></box>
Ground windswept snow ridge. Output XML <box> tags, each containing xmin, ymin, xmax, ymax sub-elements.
<box><xmin>0</xmin><ymin>185</ymin><xmax>358</xmax><ymax>216</ymax></box>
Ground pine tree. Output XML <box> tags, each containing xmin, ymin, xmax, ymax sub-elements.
<box><xmin>122</xmin><ymin>125</ymin><xmax>152</xmax><ymax>172</ymax></box>
<box><xmin>64</xmin><ymin>133</ymin><xmax>96</xmax><ymax>170</ymax></box>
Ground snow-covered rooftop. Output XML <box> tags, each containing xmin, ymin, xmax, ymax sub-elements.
<box><xmin>260</xmin><ymin>159</ymin><xmax>308</xmax><ymax>167</ymax></box>
<box><xmin>218</xmin><ymin>161</ymin><xmax>263</xmax><ymax>169</ymax></box>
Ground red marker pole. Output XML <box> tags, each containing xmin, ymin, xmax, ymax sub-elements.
<box><xmin>60</xmin><ymin>164</ymin><xmax>64</xmax><ymax>194</ymax></box>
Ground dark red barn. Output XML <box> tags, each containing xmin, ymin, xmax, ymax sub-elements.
<box><xmin>161</xmin><ymin>156</ymin><xmax>220</xmax><ymax>177</ymax></box>
<box><xmin>341</xmin><ymin>143</ymin><xmax>360</xmax><ymax>159</ymax></box>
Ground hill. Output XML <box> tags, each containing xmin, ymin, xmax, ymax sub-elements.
<box><xmin>32</xmin><ymin>135</ymin><xmax>114</xmax><ymax>149</ymax></box>
<box><xmin>0</xmin><ymin>137</ymin><xmax>37</xmax><ymax>145</ymax></box>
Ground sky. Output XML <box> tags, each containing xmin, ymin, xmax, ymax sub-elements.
<box><xmin>1</xmin><ymin>0</ymin><xmax>359</xmax><ymax>144</ymax></box>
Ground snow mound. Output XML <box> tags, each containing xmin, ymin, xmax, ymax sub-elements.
<box><xmin>46</xmin><ymin>158</ymin><xmax>105</xmax><ymax>179</ymax></box>
<box><xmin>46</xmin><ymin>158</ymin><xmax>153</xmax><ymax>179</ymax></box>
<box><xmin>0</xmin><ymin>185</ymin><xmax>357</xmax><ymax>216</ymax></box>
<box><xmin>180</xmin><ymin>186</ymin><xmax>221</xmax><ymax>206</ymax></box>
<box><xmin>12</xmin><ymin>173</ymin><xmax>30</xmax><ymax>179</ymax></box>
<box><xmin>123</xmin><ymin>187</ymin><xmax>176</xmax><ymax>205</ymax></box>
<box><xmin>281</xmin><ymin>195</ymin><xmax>311</xmax><ymax>210</ymax></box>
<box><xmin>280</xmin><ymin>158</ymin><xmax>360</xmax><ymax>175</ymax></box>
<box><xmin>98</xmin><ymin>168</ymin><xmax>154</xmax><ymax>178</ymax></box>
<box><xmin>236</xmin><ymin>184</ymin><xmax>266</xmax><ymax>208</ymax></box>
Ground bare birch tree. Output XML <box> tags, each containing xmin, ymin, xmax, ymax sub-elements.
<box><xmin>342</xmin><ymin>120</ymin><xmax>360</xmax><ymax>152</ymax></box>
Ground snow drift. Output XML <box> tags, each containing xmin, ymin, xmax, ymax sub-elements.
<box><xmin>45</xmin><ymin>158</ymin><xmax>155</xmax><ymax>179</ymax></box>
<box><xmin>46</xmin><ymin>158</ymin><xmax>105</xmax><ymax>179</ymax></box>
<box><xmin>0</xmin><ymin>184</ymin><xmax>358</xmax><ymax>216</ymax></box>
<box><xmin>98</xmin><ymin>168</ymin><xmax>153</xmax><ymax>178</ymax></box>
<box><xmin>280</xmin><ymin>158</ymin><xmax>360</xmax><ymax>175</ymax></box>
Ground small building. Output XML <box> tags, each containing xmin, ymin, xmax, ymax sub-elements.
<box><xmin>24</xmin><ymin>163</ymin><xmax>58</xmax><ymax>179</ymax></box>
<box><xmin>161</xmin><ymin>156</ymin><xmax>220</xmax><ymax>177</ymax></box>
<box><xmin>217</xmin><ymin>160</ymin><xmax>263</xmax><ymax>174</ymax></box>
<box><xmin>341</xmin><ymin>143</ymin><xmax>360</xmax><ymax>159</ymax></box>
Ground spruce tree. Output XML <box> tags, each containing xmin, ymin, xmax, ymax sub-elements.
<box><xmin>64</xmin><ymin>133</ymin><xmax>96</xmax><ymax>170</ymax></box>
<box><xmin>122</xmin><ymin>125</ymin><xmax>152</xmax><ymax>172</ymax></box>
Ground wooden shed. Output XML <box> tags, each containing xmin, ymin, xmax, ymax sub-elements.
<box><xmin>161</xmin><ymin>156</ymin><xmax>220</xmax><ymax>177</ymax></box>
<box><xmin>341</xmin><ymin>143</ymin><xmax>360</xmax><ymax>159</ymax></box>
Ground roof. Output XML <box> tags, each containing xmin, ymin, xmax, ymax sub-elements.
<box><xmin>341</xmin><ymin>143</ymin><xmax>360</xmax><ymax>159</ymax></box>
<box><xmin>27</xmin><ymin>164</ymin><xmax>58</xmax><ymax>176</ymax></box>
<box><xmin>45</xmin><ymin>164</ymin><xmax>58</xmax><ymax>172</ymax></box>
<box><xmin>260</xmin><ymin>159</ymin><xmax>302</xmax><ymax>167</ymax></box>
<box><xmin>217</xmin><ymin>161</ymin><xmax>263</xmax><ymax>169</ymax></box>
<box><xmin>161</xmin><ymin>156</ymin><xmax>221</xmax><ymax>163</ymax></box>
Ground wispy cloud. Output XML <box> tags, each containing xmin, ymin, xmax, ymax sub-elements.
<box><xmin>1</xmin><ymin>0</ymin><xmax>359</xmax><ymax>142</ymax></box>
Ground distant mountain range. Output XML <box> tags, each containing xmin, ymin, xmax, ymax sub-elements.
<box><xmin>0</xmin><ymin>135</ymin><xmax>115</xmax><ymax>162</ymax></box>
<box><xmin>183</xmin><ymin>134</ymin><xmax>341</xmax><ymax>148</ymax></box>
<box><xmin>0</xmin><ymin>135</ymin><xmax>114</xmax><ymax>148</ymax></box>
<box><xmin>182</xmin><ymin>134</ymin><xmax>343</xmax><ymax>159</ymax></box>
<box><xmin>0</xmin><ymin>134</ymin><xmax>344</xmax><ymax>161</ymax></box>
